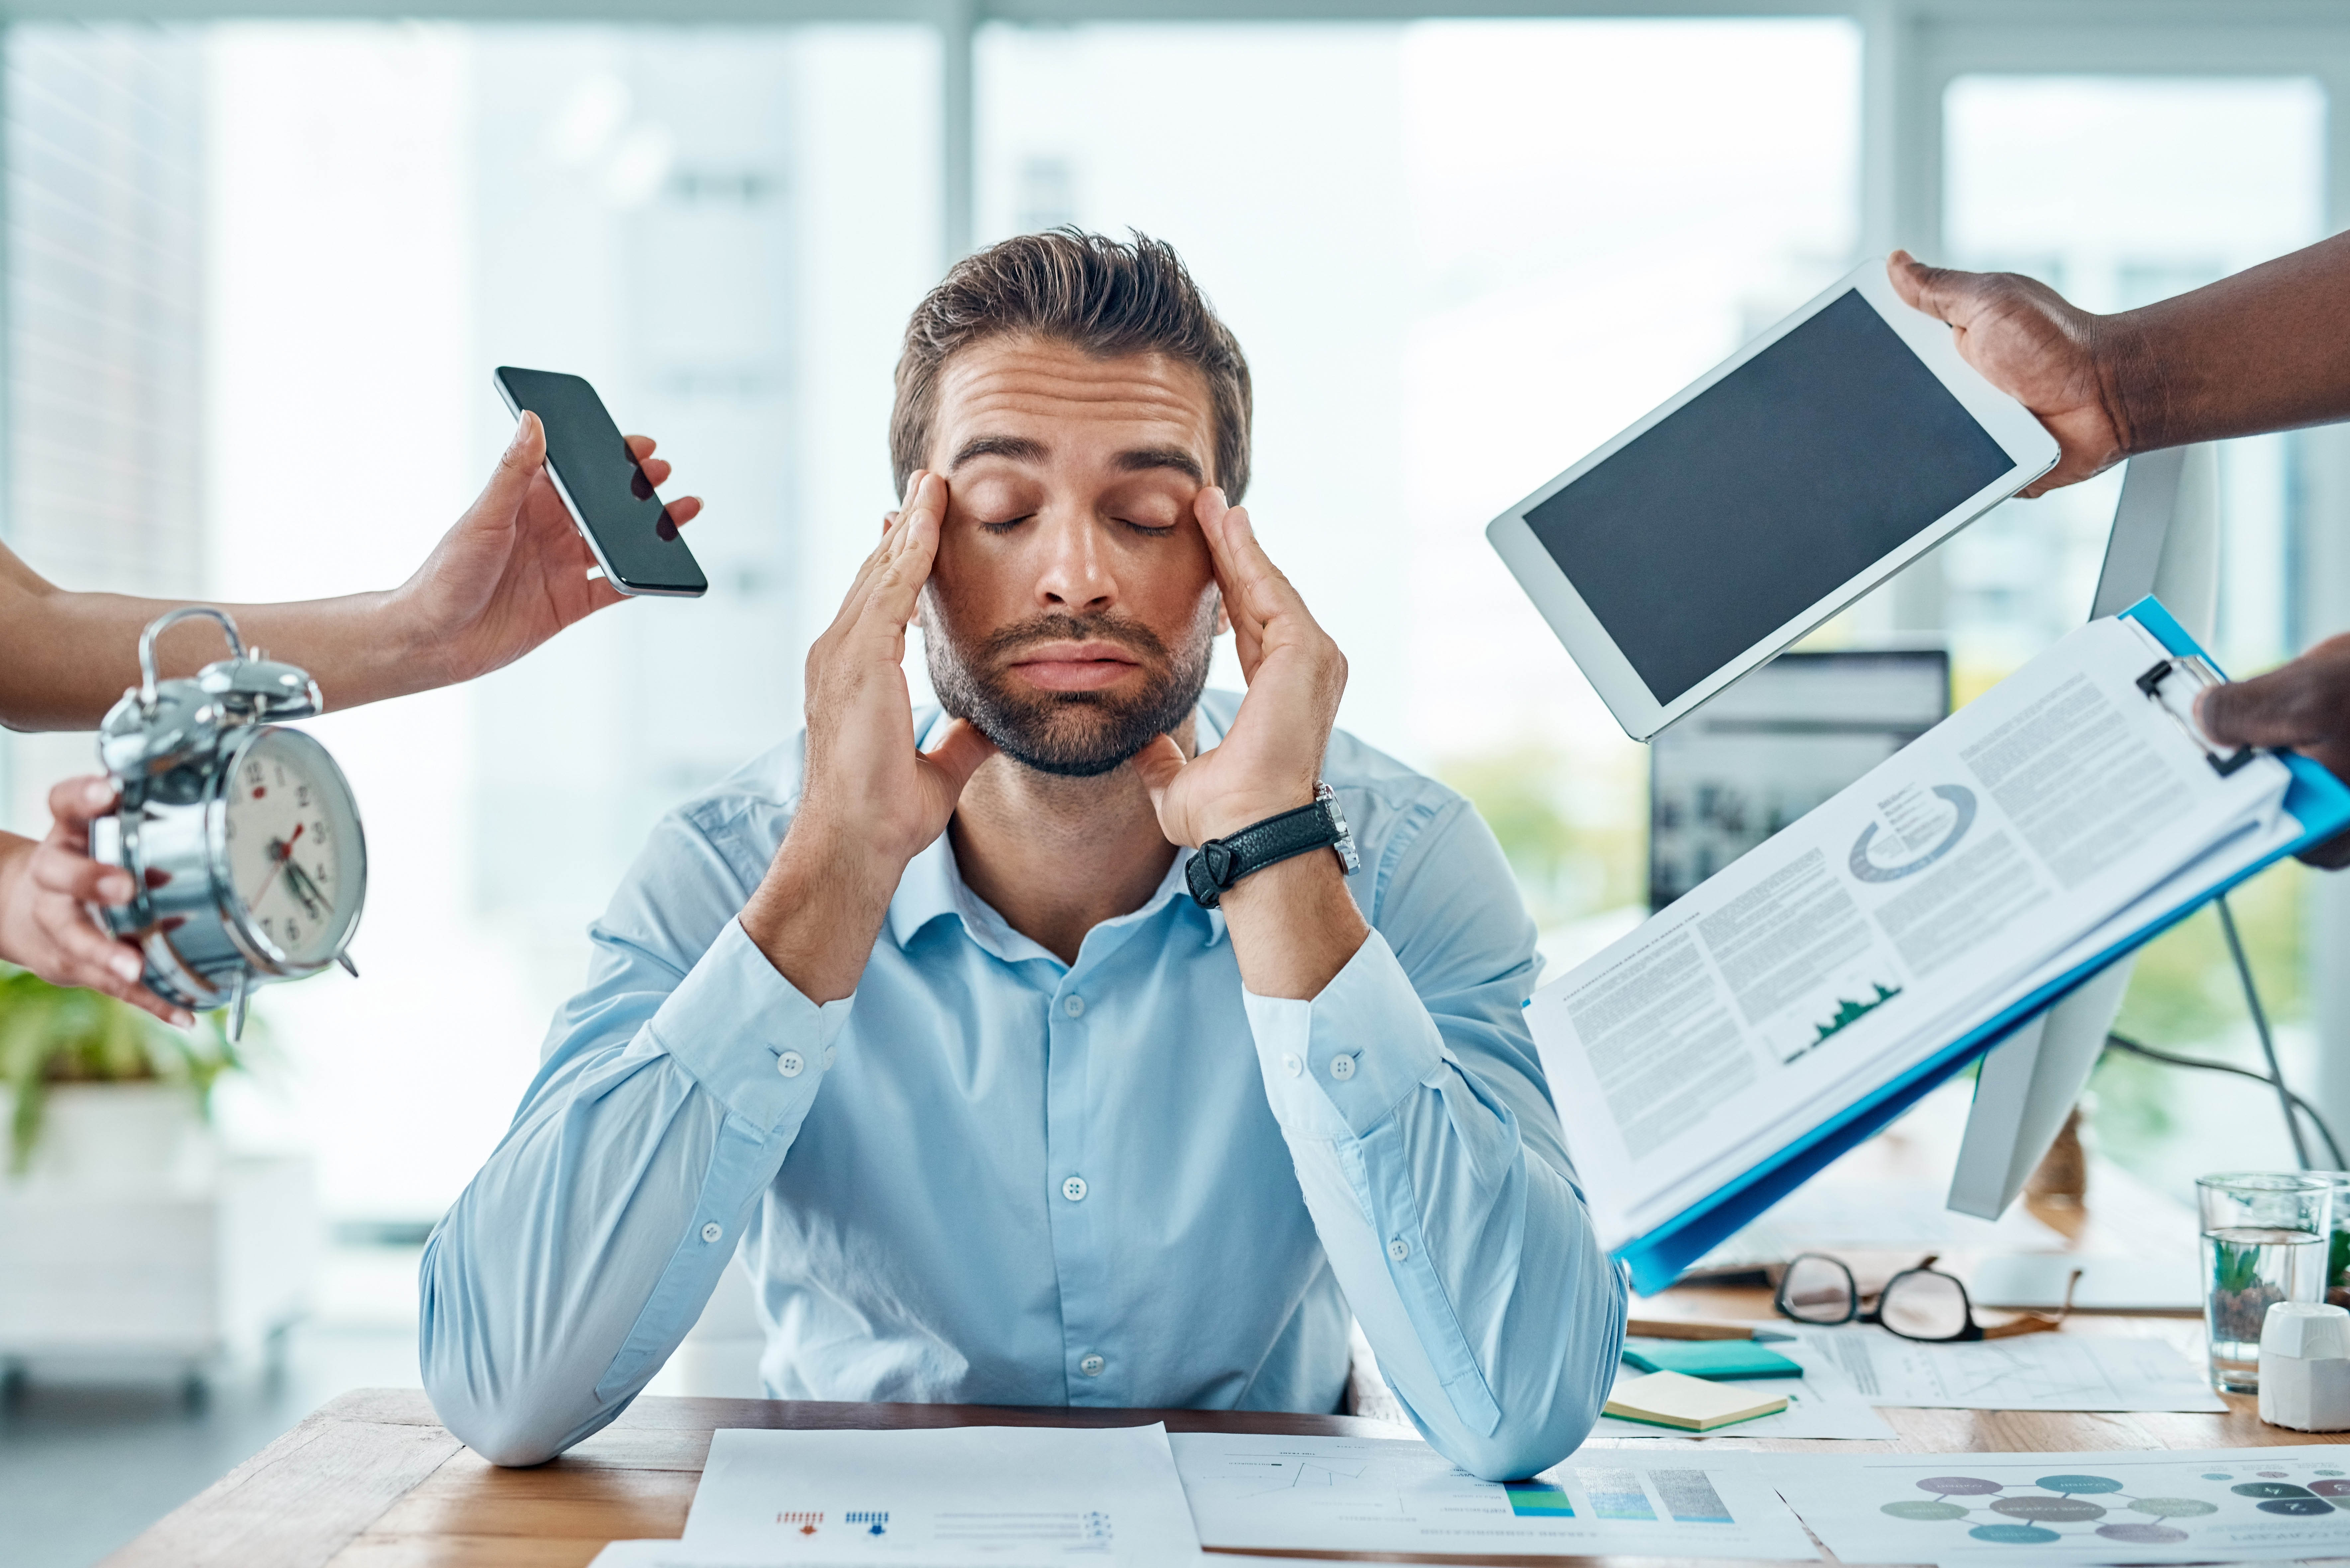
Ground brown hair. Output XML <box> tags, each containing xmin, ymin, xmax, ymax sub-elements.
<box><xmin>890</xmin><ymin>229</ymin><xmax>1252</xmax><ymax>502</ymax></box>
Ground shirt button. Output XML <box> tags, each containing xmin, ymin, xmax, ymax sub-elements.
<box><xmin>1388</xmin><ymin>1237</ymin><xmax>1410</xmax><ymax>1262</ymax></box>
<box><xmin>1062</xmin><ymin>1175</ymin><xmax>1088</xmax><ymax>1202</ymax></box>
<box><xmin>702</xmin><ymin>1222</ymin><xmax>724</xmax><ymax>1244</ymax></box>
<box><xmin>1281</xmin><ymin>1052</ymin><xmax>1302</xmax><ymax>1078</ymax></box>
<box><xmin>1329</xmin><ymin>1053</ymin><xmax>1357</xmax><ymax>1081</ymax></box>
<box><xmin>1063</xmin><ymin>995</ymin><xmax>1086</xmax><ymax>1018</ymax></box>
<box><xmin>1079</xmin><ymin>1353</ymin><xmax>1105</xmax><ymax>1377</ymax></box>
<box><xmin>777</xmin><ymin>1050</ymin><xmax>805</xmax><ymax>1078</ymax></box>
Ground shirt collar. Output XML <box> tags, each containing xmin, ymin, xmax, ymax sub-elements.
<box><xmin>887</xmin><ymin>703</ymin><xmax>1227</xmax><ymax>953</ymax></box>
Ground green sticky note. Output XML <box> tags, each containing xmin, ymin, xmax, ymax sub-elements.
<box><xmin>1620</xmin><ymin>1339</ymin><xmax>1802</xmax><ymax>1380</ymax></box>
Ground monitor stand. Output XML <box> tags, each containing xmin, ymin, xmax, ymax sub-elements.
<box><xmin>1946</xmin><ymin>444</ymin><xmax>2220</xmax><ymax>1218</ymax></box>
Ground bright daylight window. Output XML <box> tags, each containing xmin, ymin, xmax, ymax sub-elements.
<box><xmin>6</xmin><ymin>20</ymin><xmax>938</xmax><ymax>1222</ymax></box>
<box><xmin>980</xmin><ymin>16</ymin><xmax>1861</xmax><ymax>955</ymax></box>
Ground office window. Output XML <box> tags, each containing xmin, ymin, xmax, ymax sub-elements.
<box><xmin>0</xmin><ymin>21</ymin><xmax>936</xmax><ymax>1222</ymax></box>
<box><xmin>1943</xmin><ymin>74</ymin><xmax>2328</xmax><ymax>1191</ymax></box>
<box><xmin>979</xmin><ymin>19</ymin><xmax>1861</xmax><ymax>940</ymax></box>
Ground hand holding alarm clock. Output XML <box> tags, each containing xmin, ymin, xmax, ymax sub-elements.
<box><xmin>84</xmin><ymin>607</ymin><xmax>367</xmax><ymax>1038</ymax></box>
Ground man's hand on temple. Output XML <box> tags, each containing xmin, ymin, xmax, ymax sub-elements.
<box><xmin>2197</xmin><ymin>638</ymin><xmax>2350</xmax><ymax>869</ymax></box>
<box><xmin>739</xmin><ymin>471</ymin><xmax>996</xmax><ymax>1002</ymax></box>
<box><xmin>1134</xmin><ymin>488</ymin><xmax>1368</xmax><ymax>1000</ymax></box>
<box><xmin>1888</xmin><ymin>251</ymin><xmax>2133</xmax><ymax>496</ymax></box>
<box><xmin>0</xmin><ymin>776</ymin><xmax>193</xmax><ymax>1024</ymax></box>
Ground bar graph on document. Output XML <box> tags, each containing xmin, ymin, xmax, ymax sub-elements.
<box><xmin>1168</xmin><ymin>1433</ymin><xmax>1814</xmax><ymax>1559</ymax></box>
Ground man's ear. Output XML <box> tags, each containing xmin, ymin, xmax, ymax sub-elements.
<box><xmin>1213</xmin><ymin>591</ymin><xmax>1231</xmax><ymax>638</ymax></box>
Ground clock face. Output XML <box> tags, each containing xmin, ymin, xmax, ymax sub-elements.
<box><xmin>219</xmin><ymin>728</ymin><xmax>363</xmax><ymax>966</ymax></box>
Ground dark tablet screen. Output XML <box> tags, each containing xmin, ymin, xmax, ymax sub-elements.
<box><xmin>1523</xmin><ymin>290</ymin><xmax>2011</xmax><ymax>706</ymax></box>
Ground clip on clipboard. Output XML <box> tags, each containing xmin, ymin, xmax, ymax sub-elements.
<box><xmin>2136</xmin><ymin>654</ymin><xmax>2257</xmax><ymax>777</ymax></box>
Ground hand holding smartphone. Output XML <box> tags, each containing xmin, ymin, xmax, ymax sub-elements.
<box><xmin>494</xmin><ymin>366</ymin><xmax>709</xmax><ymax>597</ymax></box>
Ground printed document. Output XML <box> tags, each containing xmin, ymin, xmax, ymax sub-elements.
<box><xmin>1784</xmin><ymin>1326</ymin><xmax>2226</xmax><ymax>1413</ymax></box>
<box><xmin>1527</xmin><ymin>614</ymin><xmax>2293</xmax><ymax>1249</ymax></box>
<box><xmin>1169</xmin><ymin>1431</ymin><xmax>1816</xmax><ymax>1560</ymax></box>
<box><xmin>680</xmin><ymin>1424</ymin><xmax>1201</xmax><ymax>1565</ymax></box>
<box><xmin>1766</xmin><ymin>1446</ymin><xmax>2350</xmax><ymax>1564</ymax></box>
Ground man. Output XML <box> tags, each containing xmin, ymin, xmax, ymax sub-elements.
<box><xmin>420</xmin><ymin>231</ymin><xmax>1624</xmax><ymax>1480</ymax></box>
<box><xmin>1887</xmin><ymin>243</ymin><xmax>2350</xmax><ymax>859</ymax></box>
<box><xmin>0</xmin><ymin>417</ymin><xmax>701</xmax><ymax>1018</ymax></box>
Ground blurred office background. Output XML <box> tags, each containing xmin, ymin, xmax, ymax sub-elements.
<box><xmin>2</xmin><ymin>2</ymin><xmax>2348</xmax><ymax>1561</ymax></box>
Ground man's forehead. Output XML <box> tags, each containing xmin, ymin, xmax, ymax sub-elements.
<box><xmin>932</xmin><ymin>337</ymin><xmax>1214</xmax><ymax>468</ymax></box>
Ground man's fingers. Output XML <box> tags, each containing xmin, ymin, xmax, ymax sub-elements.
<box><xmin>47</xmin><ymin>775</ymin><xmax>117</xmax><ymax>833</ymax></box>
<box><xmin>30</xmin><ymin>842</ymin><xmax>134</xmax><ymax>905</ymax></box>
<box><xmin>625</xmin><ymin>433</ymin><xmax>659</xmax><ymax>462</ymax></box>
<box><xmin>1888</xmin><ymin>250</ymin><xmax>1983</xmax><ymax>327</ymax></box>
<box><xmin>851</xmin><ymin>474</ymin><xmax>944</xmax><ymax>636</ymax></box>
<box><xmin>2197</xmin><ymin>658</ymin><xmax>2349</xmax><ymax>749</ymax></box>
<box><xmin>636</xmin><ymin>456</ymin><xmax>673</xmax><ymax>489</ymax></box>
<box><xmin>920</xmin><ymin>717</ymin><xmax>998</xmax><ymax>797</ymax></box>
<box><xmin>664</xmin><ymin>495</ymin><xmax>702</xmax><ymax>528</ymax></box>
<box><xmin>1131</xmin><ymin>735</ymin><xmax>1187</xmax><ymax>817</ymax></box>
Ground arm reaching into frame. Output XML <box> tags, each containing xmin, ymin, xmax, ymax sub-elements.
<box><xmin>1888</xmin><ymin>235</ymin><xmax>2350</xmax><ymax>496</ymax></box>
<box><xmin>0</xmin><ymin>413</ymin><xmax>703</xmax><ymax>732</ymax></box>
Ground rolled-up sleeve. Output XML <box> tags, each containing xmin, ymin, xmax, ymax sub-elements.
<box><xmin>1242</xmin><ymin>796</ymin><xmax>1626</xmax><ymax>1481</ymax></box>
<box><xmin>419</xmin><ymin>802</ymin><xmax>845</xmax><ymax>1467</ymax></box>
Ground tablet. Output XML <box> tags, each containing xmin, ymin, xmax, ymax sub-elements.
<box><xmin>1485</xmin><ymin>257</ymin><xmax>2060</xmax><ymax>740</ymax></box>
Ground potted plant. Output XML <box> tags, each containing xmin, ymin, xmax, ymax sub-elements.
<box><xmin>0</xmin><ymin>965</ymin><xmax>244</xmax><ymax>1186</ymax></box>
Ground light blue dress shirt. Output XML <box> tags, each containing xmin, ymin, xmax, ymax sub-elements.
<box><xmin>419</xmin><ymin>692</ymin><xmax>1626</xmax><ymax>1478</ymax></box>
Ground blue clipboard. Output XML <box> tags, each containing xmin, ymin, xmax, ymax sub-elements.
<box><xmin>1612</xmin><ymin>596</ymin><xmax>2350</xmax><ymax>1296</ymax></box>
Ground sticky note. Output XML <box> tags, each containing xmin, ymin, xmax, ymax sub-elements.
<box><xmin>1603</xmin><ymin>1369</ymin><xmax>1789</xmax><ymax>1431</ymax></box>
<box><xmin>1622</xmin><ymin>1338</ymin><xmax>1803</xmax><ymax>1380</ymax></box>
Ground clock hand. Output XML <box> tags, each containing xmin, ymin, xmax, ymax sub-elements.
<box><xmin>252</xmin><ymin>822</ymin><xmax>305</xmax><ymax>906</ymax></box>
<box><xmin>283</xmin><ymin>859</ymin><xmax>326</xmax><ymax>920</ymax></box>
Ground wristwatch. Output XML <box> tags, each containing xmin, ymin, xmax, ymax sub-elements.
<box><xmin>1186</xmin><ymin>782</ymin><xmax>1361</xmax><ymax>910</ymax></box>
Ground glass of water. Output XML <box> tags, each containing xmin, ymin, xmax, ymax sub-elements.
<box><xmin>2198</xmin><ymin>1172</ymin><xmax>2332</xmax><ymax>1394</ymax></box>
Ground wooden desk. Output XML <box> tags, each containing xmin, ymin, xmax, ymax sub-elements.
<box><xmin>103</xmin><ymin>1343</ymin><xmax>2342</xmax><ymax>1568</ymax></box>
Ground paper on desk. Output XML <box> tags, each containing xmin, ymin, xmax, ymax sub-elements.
<box><xmin>1764</xmin><ymin>1445</ymin><xmax>2350</xmax><ymax>1565</ymax></box>
<box><xmin>680</xmin><ymin>1424</ymin><xmax>1202</xmax><ymax>1565</ymax></box>
<box><xmin>1593</xmin><ymin>1337</ymin><xmax>1895</xmax><ymax>1439</ymax></box>
<box><xmin>1528</xmin><ymin>615</ymin><xmax>2294</xmax><ymax>1251</ymax></box>
<box><xmin>1785</xmin><ymin>1325</ymin><xmax>2226</xmax><ymax>1413</ymax></box>
<box><xmin>1169</xmin><ymin>1430</ymin><xmax>1818</xmax><ymax>1560</ymax></box>
<box><xmin>586</xmin><ymin>1546</ymin><xmax>1303</xmax><ymax>1568</ymax></box>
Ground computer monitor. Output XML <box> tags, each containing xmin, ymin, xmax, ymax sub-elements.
<box><xmin>1946</xmin><ymin>443</ymin><xmax>2220</xmax><ymax>1218</ymax></box>
<box><xmin>1648</xmin><ymin>650</ymin><xmax>1950</xmax><ymax>911</ymax></box>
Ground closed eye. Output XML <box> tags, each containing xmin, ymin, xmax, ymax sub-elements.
<box><xmin>979</xmin><ymin>514</ymin><xmax>1035</xmax><ymax>536</ymax></box>
<box><xmin>1119</xmin><ymin>518</ymin><xmax>1176</xmax><ymax>538</ymax></box>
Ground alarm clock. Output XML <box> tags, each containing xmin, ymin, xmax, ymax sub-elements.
<box><xmin>87</xmin><ymin>607</ymin><xmax>367</xmax><ymax>1038</ymax></box>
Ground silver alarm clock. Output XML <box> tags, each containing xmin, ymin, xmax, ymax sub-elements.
<box><xmin>87</xmin><ymin>607</ymin><xmax>366</xmax><ymax>1038</ymax></box>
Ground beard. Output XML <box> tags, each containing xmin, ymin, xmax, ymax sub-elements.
<box><xmin>925</xmin><ymin>600</ymin><xmax>1213</xmax><ymax>778</ymax></box>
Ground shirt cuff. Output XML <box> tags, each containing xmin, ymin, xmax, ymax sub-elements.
<box><xmin>645</xmin><ymin>917</ymin><xmax>852</xmax><ymax>1132</ymax></box>
<box><xmin>1243</xmin><ymin>929</ymin><xmax>1450</xmax><ymax>1140</ymax></box>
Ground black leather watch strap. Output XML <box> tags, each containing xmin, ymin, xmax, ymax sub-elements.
<box><xmin>1186</xmin><ymin>787</ymin><xmax>1355</xmax><ymax>910</ymax></box>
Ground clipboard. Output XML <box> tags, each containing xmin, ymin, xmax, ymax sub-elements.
<box><xmin>1611</xmin><ymin>596</ymin><xmax>2350</xmax><ymax>1296</ymax></box>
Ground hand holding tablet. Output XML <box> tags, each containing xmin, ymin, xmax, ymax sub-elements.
<box><xmin>1487</xmin><ymin>256</ymin><xmax>2059</xmax><ymax>740</ymax></box>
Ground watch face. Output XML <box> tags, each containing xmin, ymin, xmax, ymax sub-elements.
<box><xmin>219</xmin><ymin>728</ymin><xmax>365</xmax><ymax>967</ymax></box>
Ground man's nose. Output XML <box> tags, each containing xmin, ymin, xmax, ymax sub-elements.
<box><xmin>1033</xmin><ymin>513</ymin><xmax>1116</xmax><ymax>613</ymax></box>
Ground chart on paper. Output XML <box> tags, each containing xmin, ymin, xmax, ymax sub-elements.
<box><xmin>1767</xmin><ymin>1447</ymin><xmax>2350</xmax><ymax>1564</ymax></box>
<box><xmin>1785</xmin><ymin>1325</ymin><xmax>2225</xmax><ymax>1412</ymax></box>
<box><xmin>1169</xmin><ymin>1432</ymin><xmax>1814</xmax><ymax>1560</ymax></box>
<box><xmin>682</xmin><ymin>1425</ymin><xmax>1203</xmax><ymax>1566</ymax></box>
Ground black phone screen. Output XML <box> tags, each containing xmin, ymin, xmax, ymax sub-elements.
<box><xmin>494</xmin><ymin>366</ymin><xmax>707</xmax><ymax>596</ymax></box>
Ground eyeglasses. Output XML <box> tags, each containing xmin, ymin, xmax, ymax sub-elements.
<box><xmin>1773</xmin><ymin>1252</ymin><xmax>2080</xmax><ymax>1343</ymax></box>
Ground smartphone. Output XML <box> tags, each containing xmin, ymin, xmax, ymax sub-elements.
<box><xmin>493</xmin><ymin>366</ymin><xmax>708</xmax><ymax>597</ymax></box>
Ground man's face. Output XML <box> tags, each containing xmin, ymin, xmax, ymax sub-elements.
<box><xmin>918</xmin><ymin>334</ymin><xmax>1224</xmax><ymax>777</ymax></box>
